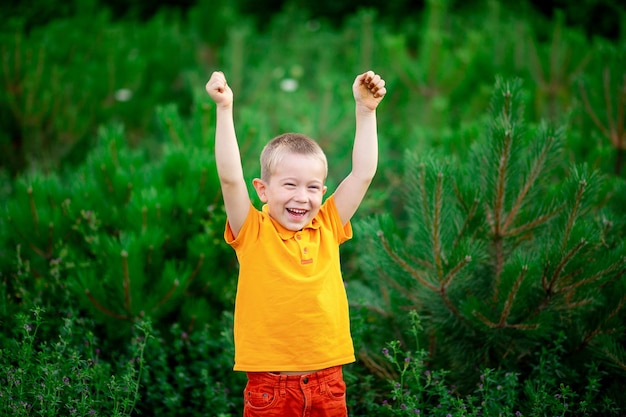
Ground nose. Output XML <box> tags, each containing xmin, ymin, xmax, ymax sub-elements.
<box><xmin>294</xmin><ymin>186</ymin><xmax>308</xmax><ymax>202</ymax></box>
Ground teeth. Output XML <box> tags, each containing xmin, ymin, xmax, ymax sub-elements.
<box><xmin>288</xmin><ymin>208</ymin><xmax>306</xmax><ymax>215</ymax></box>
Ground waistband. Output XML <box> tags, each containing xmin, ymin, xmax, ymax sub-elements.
<box><xmin>246</xmin><ymin>365</ymin><xmax>342</xmax><ymax>387</ymax></box>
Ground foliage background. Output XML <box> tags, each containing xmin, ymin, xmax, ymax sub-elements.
<box><xmin>1</xmin><ymin>0</ymin><xmax>625</xmax><ymax>415</ymax></box>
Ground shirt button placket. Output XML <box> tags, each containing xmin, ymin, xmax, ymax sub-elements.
<box><xmin>296</xmin><ymin>232</ymin><xmax>308</xmax><ymax>261</ymax></box>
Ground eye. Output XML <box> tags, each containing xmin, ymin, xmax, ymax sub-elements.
<box><xmin>308</xmin><ymin>185</ymin><xmax>321</xmax><ymax>191</ymax></box>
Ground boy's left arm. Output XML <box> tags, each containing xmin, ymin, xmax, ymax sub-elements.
<box><xmin>334</xmin><ymin>70</ymin><xmax>386</xmax><ymax>226</ymax></box>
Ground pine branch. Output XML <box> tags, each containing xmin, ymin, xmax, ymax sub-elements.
<box><xmin>492</xmin><ymin>236</ymin><xmax>505</xmax><ymax>302</ymax></box>
<box><xmin>545</xmin><ymin>239</ymin><xmax>587</xmax><ymax>293</ymax></box>
<box><xmin>526</xmin><ymin>28</ymin><xmax>546</xmax><ymax>88</ymax></box>
<box><xmin>451</xmin><ymin>179</ymin><xmax>479</xmax><ymax>247</ymax></box>
<box><xmin>506</xmin><ymin>208</ymin><xmax>561</xmax><ymax>237</ymax></box>
<box><xmin>498</xmin><ymin>265</ymin><xmax>528</xmax><ymax>327</ymax></box>
<box><xmin>501</xmin><ymin>133</ymin><xmax>556</xmax><ymax>234</ymax></box>
<box><xmin>85</xmin><ymin>288</ymin><xmax>128</xmax><ymax>320</ymax></box>
<box><xmin>141</xmin><ymin>206</ymin><xmax>148</xmax><ymax>233</ymax></box>
<box><xmin>492</xmin><ymin>88</ymin><xmax>514</xmax><ymax>299</ymax></box>
<box><xmin>349</xmin><ymin>301</ymin><xmax>389</xmax><ymax>317</ymax></box>
<box><xmin>125</xmin><ymin>182</ymin><xmax>133</xmax><ymax>204</ymax></box>
<box><xmin>472</xmin><ymin>309</ymin><xmax>538</xmax><ymax>330</ymax></box>
<box><xmin>438</xmin><ymin>256</ymin><xmax>471</xmax><ymax>319</ymax></box>
<box><xmin>579</xmin><ymin>79</ymin><xmax>610</xmax><ymax>137</ymax></box>
<box><xmin>575</xmin><ymin>291</ymin><xmax>626</xmax><ymax>355</ymax></box>
<box><xmin>378</xmin><ymin>229</ymin><xmax>465</xmax><ymax>320</ymax></box>
<box><xmin>579</xmin><ymin>68</ymin><xmax>626</xmax><ymax>173</ymax></box>
<box><xmin>380</xmin><ymin>267</ymin><xmax>421</xmax><ymax>305</ymax></box>
<box><xmin>7</xmin><ymin>217</ymin><xmax>52</xmax><ymax>259</ymax></box>
<box><xmin>604</xmin><ymin>68</ymin><xmax>616</xmax><ymax>137</ymax></box>
<box><xmin>121</xmin><ymin>250</ymin><xmax>132</xmax><ymax>315</ymax></box>
<box><xmin>101</xmin><ymin>164</ymin><xmax>114</xmax><ymax>193</ymax></box>
<box><xmin>184</xmin><ymin>254</ymin><xmax>206</xmax><ymax>290</ymax></box>
<box><xmin>618</xmin><ymin>73</ymin><xmax>625</xmax><ymax>144</ymax></box>
<box><xmin>433</xmin><ymin>172</ymin><xmax>444</xmax><ymax>280</ymax></box>
<box><xmin>601</xmin><ymin>347</ymin><xmax>626</xmax><ymax>372</ymax></box>
<box><xmin>474</xmin><ymin>265</ymin><xmax>539</xmax><ymax>330</ymax></box>
<box><xmin>418</xmin><ymin>163</ymin><xmax>432</xmax><ymax>232</ymax></box>
<box><xmin>153</xmin><ymin>279</ymin><xmax>180</xmax><ymax>311</ymax></box>
<box><xmin>165</xmin><ymin>114</ymin><xmax>183</xmax><ymax>146</ymax></box>
<box><xmin>441</xmin><ymin>256</ymin><xmax>471</xmax><ymax>291</ymax></box>
<box><xmin>558</xmin><ymin>258</ymin><xmax>626</xmax><ymax>295</ymax></box>
<box><xmin>439</xmin><ymin>291</ymin><xmax>462</xmax><ymax>320</ymax></box>
<box><xmin>378</xmin><ymin>231</ymin><xmax>438</xmax><ymax>292</ymax></box>
<box><xmin>493</xmin><ymin>114</ymin><xmax>513</xmax><ymax>241</ymax></box>
<box><xmin>357</xmin><ymin>349</ymin><xmax>397</xmax><ymax>381</ymax></box>
<box><xmin>615</xmin><ymin>73</ymin><xmax>626</xmax><ymax>172</ymax></box>
<box><xmin>561</xmin><ymin>179</ymin><xmax>586</xmax><ymax>253</ymax></box>
<box><xmin>553</xmin><ymin>298</ymin><xmax>593</xmax><ymax>310</ymax></box>
<box><xmin>28</xmin><ymin>186</ymin><xmax>39</xmax><ymax>229</ymax></box>
<box><xmin>553</xmin><ymin>267</ymin><xmax>584</xmax><ymax>291</ymax></box>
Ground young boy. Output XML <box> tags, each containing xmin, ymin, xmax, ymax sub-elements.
<box><xmin>206</xmin><ymin>69</ymin><xmax>386</xmax><ymax>417</ymax></box>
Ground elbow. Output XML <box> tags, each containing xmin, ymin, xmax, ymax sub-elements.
<box><xmin>353</xmin><ymin>169</ymin><xmax>377</xmax><ymax>185</ymax></box>
<box><xmin>218</xmin><ymin>172</ymin><xmax>246</xmax><ymax>188</ymax></box>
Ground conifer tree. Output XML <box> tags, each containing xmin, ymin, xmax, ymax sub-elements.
<box><xmin>355</xmin><ymin>77</ymin><xmax>626</xmax><ymax>403</ymax></box>
<box><xmin>1</xmin><ymin>103</ymin><xmax>235</xmax><ymax>339</ymax></box>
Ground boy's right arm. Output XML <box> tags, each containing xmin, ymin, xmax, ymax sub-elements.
<box><xmin>206</xmin><ymin>71</ymin><xmax>250</xmax><ymax>238</ymax></box>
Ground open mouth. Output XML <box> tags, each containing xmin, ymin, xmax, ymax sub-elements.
<box><xmin>287</xmin><ymin>208</ymin><xmax>307</xmax><ymax>218</ymax></box>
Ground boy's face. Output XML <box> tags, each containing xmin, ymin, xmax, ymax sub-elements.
<box><xmin>253</xmin><ymin>153</ymin><xmax>327</xmax><ymax>231</ymax></box>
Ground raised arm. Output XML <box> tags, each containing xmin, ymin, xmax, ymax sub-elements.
<box><xmin>206</xmin><ymin>71</ymin><xmax>250</xmax><ymax>237</ymax></box>
<box><xmin>334</xmin><ymin>70</ymin><xmax>386</xmax><ymax>225</ymax></box>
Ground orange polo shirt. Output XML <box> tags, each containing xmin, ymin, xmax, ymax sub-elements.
<box><xmin>224</xmin><ymin>195</ymin><xmax>355</xmax><ymax>372</ymax></box>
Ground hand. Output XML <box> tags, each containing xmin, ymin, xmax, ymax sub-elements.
<box><xmin>206</xmin><ymin>71</ymin><xmax>233</xmax><ymax>108</ymax></box>
<box><xmin>353</xmin><ymin>70</ymin><xmax>386</xmax><ymax>111</ymax></box>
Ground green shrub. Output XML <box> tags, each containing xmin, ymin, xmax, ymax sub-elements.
<box><xmin>138</xmin><ymin>312</ymin><xmax>245</xmax><ymax>416</ymax></box>
<box><xmin>371</xmin><ymin>312</ymin><xmax>621</xmax><ymax>416</ymax></box>
<box><xmin>1</xmin><ymin>107</ymin><xmax>235</xmax><ymax>343</ymax></box>
<box><xmin>0</xmin><ymin>307</ymin><xmax>244</xmax><ymax>417</ymax></box>
<box><xmin>2</xmin><ymin>0</ymin><xmax>623</xmax><ymax>179</ymax></box>
<box><xmin>0</xmin><ymin>7</ymin><xmax>198</xmax><ymax>174</ymax></box>
<box><xmin>351</xmin><ymin>77</ymin><xmax>626</xmax><ymax>409</ymax></box>
<box><xmin>0</xmin><ymin>307</ymin><xmax>148</xmax><ymax>416</ymax></box>
<box><xmin>1</xmin><ymin>2</ymin><xmax>625</xmax><ymax>414</ymax></box>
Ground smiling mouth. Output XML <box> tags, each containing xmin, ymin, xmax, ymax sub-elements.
<box><xmin>287</xmin><ymin>208</ymin><xmax>307</xmax><ymax>217</ymax></box>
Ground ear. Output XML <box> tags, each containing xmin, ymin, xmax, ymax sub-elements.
<box><xmin>323</xmin><ymin>185</ymin><xmax>328</xmax><ymax>195</ymax></box>
<box><xmin>252</xmin><ymin>178</ymin><xmax>268</xmax><ymax>202</ymax></box>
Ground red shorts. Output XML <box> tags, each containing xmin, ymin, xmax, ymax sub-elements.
<box><xmin>243</xmin><ymin>366</ymin><xmax>348</xmax><ymax>417</ymax></box>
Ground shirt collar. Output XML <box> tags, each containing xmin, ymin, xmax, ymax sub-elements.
<box><xmin>262</xmin><ymin>204</ymin><xmax>321</xmax><ymax>240</ymax></box>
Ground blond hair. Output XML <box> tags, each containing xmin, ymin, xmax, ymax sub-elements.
<box><xmin>260</xmin><ymin>133</ymin><xmax>328</xmax><ymax>182</ymax></box>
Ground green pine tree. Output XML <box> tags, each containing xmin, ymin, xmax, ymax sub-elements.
<box><xmin>1</xmin><ymin>101</ymin><xmax>236</xmax><ymax>340</ymax></box>
<box><xmin>355</xmin><ymin>77</ymin><xmax>626</xmax><ymax>406</ymax></box>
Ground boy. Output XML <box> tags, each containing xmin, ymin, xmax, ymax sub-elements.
<box><xmin>206</xmin><ymin>69</ymin><xmax>386</xmax><ymax>417</ymax></box>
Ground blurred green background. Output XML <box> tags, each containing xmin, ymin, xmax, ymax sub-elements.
<box><xmin>1</xmin><ymin>0</ymin><xmax>624</xmax><ymax>177</ymax></box>
<box><xmin>1</xmin><ymin>0</ymin><xmax>625</xmax><ymax>416</ymax></box>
